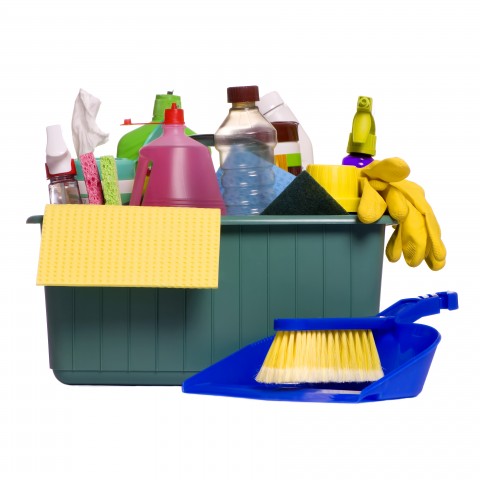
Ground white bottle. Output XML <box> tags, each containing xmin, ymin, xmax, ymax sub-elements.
<box><xmin>45</xmin><ymin>125</ymin><xmax>82</xmax><ymax>204</ymax></box>
<box><xmin>257</xmin><ymin>91</ymin><xmax>314</xmax><ymax>167</ymax></box>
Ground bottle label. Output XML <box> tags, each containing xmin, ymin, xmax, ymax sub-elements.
<box><xmin>274</xmin><ymin>153</ymin><xmax>302</xmax><ymax>171</ymax></box>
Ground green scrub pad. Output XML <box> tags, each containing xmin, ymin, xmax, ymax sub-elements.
<box><xmin>261</xmin><ymin>171</ymin><xmax>349</xmax><ymax>215</ymax></box>
<box><xmin>100</xmin><ymin>155</ymin><xmax>122</xmax><ymax>205</ymax></box>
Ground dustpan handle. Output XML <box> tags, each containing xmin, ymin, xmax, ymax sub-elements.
<box><xmin>378</xmin><ymin>291</ymin><xmax>458</xmax><ymax>324</ymax></box>
<box><xmin>273</xmin><ymin>292</ymin><xmax>458</xmax><ymax>331</ymax></box>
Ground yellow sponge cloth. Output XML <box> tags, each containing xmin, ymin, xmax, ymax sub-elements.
<box><xmin>37</xmin><ymin>204</ymin><xmax>221</xmax><ymax>288</ymax></box>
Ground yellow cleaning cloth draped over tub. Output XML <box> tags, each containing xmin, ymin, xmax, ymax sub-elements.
<box><xmin>36</xmin><ymin>204</ymin><xmax>221</xmax><ymax>288</ymax></box>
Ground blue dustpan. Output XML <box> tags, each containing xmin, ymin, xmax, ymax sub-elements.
<box><xmin>182</xmin><ymin>292</ymin><xmax>458</xmax><ymax>403</ymax></box>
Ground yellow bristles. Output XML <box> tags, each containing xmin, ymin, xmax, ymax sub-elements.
<box><xmin>255</xmin><ymin>329</ymin><xmax>384</xmax><ymax>384</ymax></box>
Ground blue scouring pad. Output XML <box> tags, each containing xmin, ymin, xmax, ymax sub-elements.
<box><xmin>261</xmin><ymin>170</ymin><xmax>349</xmax><ymax>215</ymax></box>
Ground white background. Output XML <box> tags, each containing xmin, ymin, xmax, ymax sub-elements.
<box><xmin>1</xmin><ymin>1</ymin><xmax>478</xmax><ymax>478</ymax></box>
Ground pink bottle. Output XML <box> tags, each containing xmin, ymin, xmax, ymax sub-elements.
<box><xmin>129</xmin><ymin>103</ymin><xmax>225</xmax><ymax>214</ymax></box>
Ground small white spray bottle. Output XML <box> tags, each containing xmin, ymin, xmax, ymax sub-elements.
<box><xmin>45</xmin><ymin>125</ymin><xmax>82</xmax><ymax>204</ymax></box>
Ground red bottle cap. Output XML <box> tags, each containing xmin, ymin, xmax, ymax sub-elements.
<box><xmin>227</xmin><ymin>86</ymin><xmax>259</xmax><ymax>103</ymax></box>
<box><xmin>45</xmin><ymin>159</ymin><xmax>77</xmax><ymax>179</ymax></box>
<box><xmin>164</xmin><ymin>103</ymin><xmax>185</xmax><ymax>125</ymax></box>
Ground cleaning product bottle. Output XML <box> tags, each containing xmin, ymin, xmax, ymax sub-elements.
<box><xmin>45</xmin><ymin>125</ymin><xmax>82</xmax><ymax>204</ymax></box>
<box><xmin>117</xmin><ymin>92</ymin><xmax>196</xmax><ymax>160</ymax></box>
<box><xmin>129</xmin><ymin>104</ymin><xmax>225</xmax><ymax>213</ymax></box>
<box><xmin>215</xmin><ymin>85</ymin><xmax>277</xmax><ymax>215</ymax></box>
<box><xmin>257</xmin><ymin>91</ymin><xmax>314</xmax><ymax>168</ymax></box>
<box><xmin>271</xmin><ymin>121</ymin><xmax>302</xmax><ymax>176</ymax></box>
<box><xmin>342</xmin><ymin>96</ymin><xmax>376</xmax><ymax>168</ymax></box>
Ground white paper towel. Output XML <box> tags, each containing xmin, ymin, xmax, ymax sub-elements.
<box><xmin>71</xmin><ymin>89</ymin><xmax>109</xmax><ymax>157</ymax></box>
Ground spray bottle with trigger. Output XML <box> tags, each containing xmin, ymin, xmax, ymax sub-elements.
<box><xmin>45</xmin><ymin>124</ymin><xmax>82</xmax><ymax>204</ymax></box>
<box><xmin>342</xmin><ymin>96</ymin><xmax>376</xmax><ymax>168</ymax></box>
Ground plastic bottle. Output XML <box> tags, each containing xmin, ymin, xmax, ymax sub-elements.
<box><xmin>256</xmin><ymin>91</ymin><xmax>314</xmax><ymax>168</ymax></box>
<box><xmin>45</xmin><ymin>125</ymin><xmax>82</xmax><ymax>204</ymax></box>
<box><xmin>129</xmin><ymin>104</ymin><xmax>225</xmax><ymax>213</ymax></box>
<box><xmin>342</xmin><ymin>96</ymin><xmax>376</xmax><ymax>168</ymax></box>
<box><xmin>116</xmin><ymin>92</ymin><xmax>196</xmax><ymax>160</ymax></box>
<box><xmin>271</xmin><ymin>121</ymin><xmax>302</xmax><ymax>176</ymax></box>
<box><xmin>215</xmin><ymin>85</ymin><xmax>277</xmax><ymax>216</ymax></box>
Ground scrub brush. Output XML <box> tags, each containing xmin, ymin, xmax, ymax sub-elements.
<box><xmin>255</xmin><ymin>321</ymin><xmax>382</xmax><ymax>384</ymax></box>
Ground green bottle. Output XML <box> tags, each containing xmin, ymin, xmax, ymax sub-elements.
<box><xmin>116</xmin><ymin>92</ymin><xmax>196</xmax><ymax>160</ymax></box>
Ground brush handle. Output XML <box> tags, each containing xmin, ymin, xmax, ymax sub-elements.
<box><xmin>273</xmin><ymin>291</ymin><xmax>458</xmax><ymax>331</ymax></box>
<box><xmin>274</xmin><ymin>316</ymin><xmax>396</xmax><ymax>331</ymax></box>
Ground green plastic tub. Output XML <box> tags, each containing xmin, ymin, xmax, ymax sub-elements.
<box><xmin>28</xmin><ymin>214</ymin><xmax>393</xmax><ymax>385</ymax></box>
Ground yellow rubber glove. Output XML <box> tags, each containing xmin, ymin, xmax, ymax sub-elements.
<box><xmin>388</xmin><ymin>180</ymin><xmax>446</xmax><ymax>270</ymax></box>
<box><xmin>357</xmin><ymin>158</ymin><xmax>410</xmax><ymax>224</ymax></box>
<box><xmin>357</xmin><ymin>158</ymin><xmax>446</xmax><ymax>270</ymax></box>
